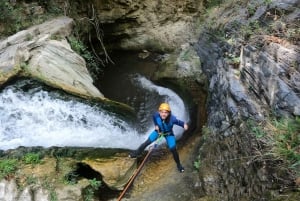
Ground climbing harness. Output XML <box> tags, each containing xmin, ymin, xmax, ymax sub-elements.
<box><xmin>117</xmin><ymin>134</ymin><xmax>165</xmax><ymax>201</ymax></box>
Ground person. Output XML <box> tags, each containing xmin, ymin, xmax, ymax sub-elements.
<box><xmin>129</xmin><ymin>103</ymin><xmax>189</xmax><ymax>173</ymax></box>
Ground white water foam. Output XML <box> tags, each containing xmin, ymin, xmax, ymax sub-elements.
<box><xmin>0</xmin><ymin>76</ymin><xmax>189</xmax><ymax>150</ymax></box>
<box><xmin>134</xmin><ymin>75</ymin><xmax>189</xmax><ymax>140</ymax></box>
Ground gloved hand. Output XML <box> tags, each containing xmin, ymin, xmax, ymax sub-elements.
<box><xmin>184</xmin><ymin>123</ymin><xmax>188</xmax><ymax>131</ymax></box>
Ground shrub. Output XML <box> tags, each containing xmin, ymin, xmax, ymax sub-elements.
<box><xmin>23</xmin><ymin>153</ymin><xmax>41</xmax><ymax>165</ymax></box>
<box><xmin>251</xmin><ymin>117</ymin><xmax>300</xmax><ymax>175</ymax></box>
<box><xmin>0</xmin><ymin>0</ymin><xmax>14</xmax><ymax>22</ymax></box>
<box><xmin>0</xmin><ymin>159</ymin><xmax>18</xmax><ymax>179</ymax></box>
<box><xmin>271</xmin><ymin>117</ymin><xmax>300</xmax><ymax>167</ymax></box>
<box><xmin>68</xmin><ymin>36</ymin><xmax>103</xmax><ymax>79</ymax></box>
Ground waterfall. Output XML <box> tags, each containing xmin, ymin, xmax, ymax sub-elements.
<box><xmin>0</xmin><ymin>76</ymin><xmax>189</xmax><ymax>150</ymax></box>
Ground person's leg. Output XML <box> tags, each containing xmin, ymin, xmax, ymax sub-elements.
<box><xmin>166</xmin><ymin>135</ymin><xmax>184</xmax><ymax>172</ymax></box>
<box><xmin>129</xmin><ymin>130</ymin><xmax>158</xmax><ymax>158</ymax></box>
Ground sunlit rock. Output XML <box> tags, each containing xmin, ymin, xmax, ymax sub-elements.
<box><xmin>0</xmin><ymin>16</ymin><xmax>104</xmax><ymax>100</ymax></box>
<box><xmin>83</xmin><ymin>156</ymin><xmax>137</xmax><ymax>190</ymax></box>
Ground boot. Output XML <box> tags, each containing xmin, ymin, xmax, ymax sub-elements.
<box><xmin>129</xmin><ymin>139</ymin><xmax>151</xmax><ymax>158</ymax></box>
<box><xmin>170</xmin><ymin>148</ymin><xmax>184</xmax><ymax>173</ymax></box>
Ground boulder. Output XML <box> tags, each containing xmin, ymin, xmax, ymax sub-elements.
<box><xmin>0</xmin><ymin>16</ymin><xmax>104</xmax><ymax>100</ymax></box>
<box><xmin>27</xmin><ymin>39</ymin><xmax>104</xmax><ymax>99</ymax></box>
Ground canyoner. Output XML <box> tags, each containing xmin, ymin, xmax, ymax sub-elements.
<box><xmin>129</xmin><ymin>103</ymin><xmax>189</xmax><ymax>172</ymax></box>
<box><xmin>117</xmin><ymin>103</ymin><xmax>189</xmax><ymax>200</ymax></box>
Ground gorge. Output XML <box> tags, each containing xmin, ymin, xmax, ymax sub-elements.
<box><xmin>0</xmin><ymin>0</ymin><xmax>299</xmax><ymax>201</ymax></box>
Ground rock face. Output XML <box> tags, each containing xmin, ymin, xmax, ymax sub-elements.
<box><xmin>0</xmin><ymin>147</ymin><xmax>136</xmax><ymax>201</ymax></box>
<box><xmin>0</xmin><ymin>16</ymin><xmax>104</xmax><ymax>100</ymax></box>
<box><xmin>91</xmin><ymin>0</ymin><xmax>204</xmax><ymax>51</ymax></box>
<box><xmin>83</xmin><ymin>156</ymin><xmax>136</xmax><ymax>190</ymax></box>
<box><xmin>194</xmin><ymin>0</ymin><xmax>300</xmax><ymax>200</ymax></box>
<box><xmin>241</xmin><ymin>41</ymin><xmax>300</xmax><ymax>116</ymax></box>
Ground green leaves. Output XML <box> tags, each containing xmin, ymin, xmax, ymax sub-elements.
<box><xmin>249</xmin><ymin>117</ymin><xmax>300</xmax><ymax>174</ymax></box>
<box><xmin>0</xmin><ymin>159</ymin><xmax>18</xmax><ymax>179</ymax></box>
<box><xmin>23</xmin><ymin>153</ymin><xmax>41</xmax><ymax>165</ymax></box>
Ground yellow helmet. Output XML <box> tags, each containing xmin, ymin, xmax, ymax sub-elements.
<box><xmin>158</xmin><ymin>103</ymin><xmax>171</xmax><ymax>112</ymax></box>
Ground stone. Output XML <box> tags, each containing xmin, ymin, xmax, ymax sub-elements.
<box><xmin>271</xmin><ymin>0</ymin><xmax>300</xmax><ymax>11</ymax></box>
<box><xmin>27</xmin><ymin>39</ymin><xmax>104</xmax><ymax>99</ymax></box>
<box><xmin>0</xmin><ymin>179</ymin><xmax>18</xmax><ymax>201</ymax></box>
<box><xmin>91</xmin><ymin>0</ymin><xmax>203</xmax><ymax>51</ymax></box>
<box><xmin>0</xmin><ymin>16</ymin><xmax>105</xmax><ymax>100</ymax></box>
<box><xmin>83</xmin><ymin>156</ymin><xmax>137</xmax><ymax>190</ymax></box>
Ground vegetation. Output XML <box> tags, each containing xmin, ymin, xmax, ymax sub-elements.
<box><xmin>0</xmin><ymin>1</ymin><xmax>14</xmax><ymax>22</ymax></box>
<box><xmin>0</xmin><ymin>0</ymin><xmax>20</xmax><ymax>35</ymax></box>
<box><xmin>25</xmin><ymin>175</ymin><xmax>38</xmax><ymax>185</ymax></box>
<box><xmin>204</xmin><ymin>0</ymin><xmax>224</xmax><ymax>8</ymax></box>
<box><xmin>270</xmin><ymin>117</ymin><xmax>300</xmax><ymax>173</ymax></box>
<box><xmin>0</xmin><ymin>0</ymin><xmax>64</xmax><ymax>38</ymax></box>
<box><xmin>193</xmin><ymin>156</ymin><xmax>202</xmax><ymax>171</ymax></box>
<box><xmin>23</xmin><ymin>152</ymin><xmax>42</xmax><ymax>165</ymax></box>
<box><xmin>250</xmin><ymin>117</ymin><xmax>300</xmax><ymax>176</ymax></box>
<box><xmin>0</xmin><ymin>159</ymin><xmax>18</xmax><ymax>179</ymax></box>
<box><xmin>43</xmin><ymin>177</ymin><xmax>58</xmax><ymax>201</ymax></box>
<box><xmin>201</xmin><ymin>0</ymin><xmax>299</xmax><ymax>47</ymax></box>
<box><xmin>83</xmin><ymin>178</ymin><xmax>102</xmax><ymax>201</ymax></box>
<box><xmin>68</xmin><ymin>35</ymin><xmax>103</xmax><ymax>79</ymax></box>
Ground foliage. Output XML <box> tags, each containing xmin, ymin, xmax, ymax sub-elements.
<box><xmin>0</xmin><ymin>0</ymin><xmax>63</xmax><ymax>38</ymax></box>
<box><xmin>0</xmin><ymin>159</ymin><xmax>18</xmax><ymax>179</ymax></box>
<box><xmin>23</xmin><ymin>152</ymin><xmax>41</xmax><ymax>165</ymax></box>
<box><xmin>248</xmin><ymin>120</ymin><xmax>266</xmax><ymax>138</ymax></box>
<box><xmin>193</xmin><ymin>156</ymin><xmax>202</xmax><ymax>171</ymax></box>
<box><xmin>42</xmin><ymin>177</ymin><xmax>58</xmax><ymax>201</ymax></box>
<box><xmin>271</xmin><ymin>117</ymin><xmax>300</xmax><ymax>168</ymax></box>
<box><xmin>0</xmin><ymin>0</ymin><xmax>14</xmax><ymax>22</ymax></box>
<box><xmin>201</xmin><ymin>126</ymin><xmax>211</xmax><ymax>141</ymax></box>
<box><xmin>240</xmin><ymin>20</ymin><xmax>261</xmax><ymax>40</ymax></box>
<box><xmin>205</xmin><ymin>0</ymin><xmax>224</xmax><ymax>8</ymax></box>
<box><xmin>68</xmin><ymin>36</ymin><xmax>103</xmax><ymax>79</ymax></box>
<box><xmin>49</xmin><ymin>190</ymin><xmax>58</xmax><ymax>201</ymax></box>
<box><xmin>84</xmin><ymin>178</ymin><xmax>102</xmax><ymax>201</ymax></box>
<box><xmin>263</xmin><ymin>0</ymin><xmax>272</xmax><ymax>5</ymax></box>
<box><xmin>89</xmin><ymin>178</ymin><xmax>102</xmax><ymax>189</ymax></box>
<box><xmin>250</xmin><ymin>117</ymin><xmax>300</xmax><ymax>175</ymax></box>
<box><xmin>64</xmin><ymin>171</ymin><xmax>79</xmax><ymax>185</ymax></box>
<box><xmin>26</xmin><ymin>175</ymin><xmax>38</xmax><ymax>185</ymax></box>
<box><xmin>0</xmin><ymin>0</ymin><xmax>21</xmax><ymax>35</ymax></box>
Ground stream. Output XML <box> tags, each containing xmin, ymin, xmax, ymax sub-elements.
<box><xmin>0</xmin><ymin>52</ymin><xmax>189</xmax><ymax>151</ymax></box>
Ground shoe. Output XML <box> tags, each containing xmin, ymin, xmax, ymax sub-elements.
<box><xmin>177</xmin><ymin>164</ymin><xmax>185</xmax><ymax>173</ymax></box>
<box><xmin>129</xmin><ymin>151</ymin><xmax>138</xmax><ymax>158</ymax></box>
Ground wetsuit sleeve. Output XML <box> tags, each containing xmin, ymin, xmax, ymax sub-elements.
<box><xmin>171</xmin><ymin>115</ymin><xmax>185</xmax><ymax>128</ymax></box>
<box><xmin>152</xmin><ymin>112</ymin><xmax>159</xmax><ymax>126</ymax></box>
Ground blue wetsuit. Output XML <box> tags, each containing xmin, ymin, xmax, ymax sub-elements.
<box><xmin>148</xmin><ymin>112</ymin><xmax>185</xmax><ymax>150</ymax></box>
<box><xmin>129</xmin><ymin>110</ymin><xmax>186</xmax><ymax>172</ymax></box>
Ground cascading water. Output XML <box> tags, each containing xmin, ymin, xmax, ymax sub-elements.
<box><xmin>0</xmin><ymin>76</ymin><xmax>189</xmax><ymax>151</ymax></box>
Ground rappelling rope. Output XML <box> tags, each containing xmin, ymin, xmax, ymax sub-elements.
<box><xmin>117</xmin><ymin>134</ymin><xmax>165</xmax><ymax>201</ymax></box>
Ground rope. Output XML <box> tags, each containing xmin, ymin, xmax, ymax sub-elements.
<box><xmin>117</xmin><ymin>135</ymin><xmax>165</xmax><ymax>201</ymax></box>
